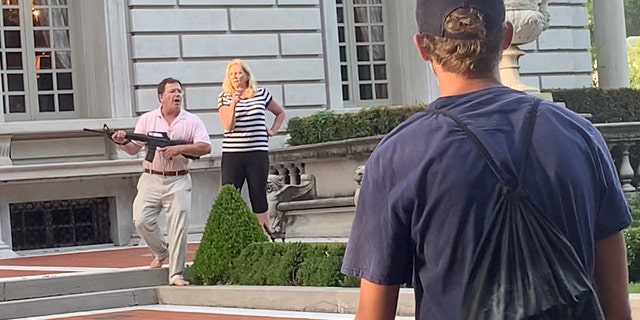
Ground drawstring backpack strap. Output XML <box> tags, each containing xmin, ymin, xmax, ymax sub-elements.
<box><xmin>426</xmin><ymin>98</ymin><xmax>542</xmax><ymax>188</ymax></box>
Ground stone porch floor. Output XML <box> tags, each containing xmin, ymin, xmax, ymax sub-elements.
<box><xmin>0</xmin><ymin>243</ymin><xmax>199</xmax><ymax>280</ymax></box>
<box><xmin>0</xmin><ymin>243</ymin><xmax>373</xmax><ymax>320</ymax></box>
<box><xmin>4</xmin><ymin>243</ymin><xmax>640</xmax><ymax>320</ymax></box>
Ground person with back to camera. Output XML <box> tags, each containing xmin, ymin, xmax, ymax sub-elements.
<box><xmin>112</xmin><ymin>77</ymin><xmax>212</xmax><ymax>286</ymax></box>
<box><xmin>217</xmin><ymin>59</ymin><xmax>286</xmax><ymax>238</ymax></box>
<box><xmin>340</xmin><ymin>0</ymin><xmax>633</xmax><ymax>319</ymax></box>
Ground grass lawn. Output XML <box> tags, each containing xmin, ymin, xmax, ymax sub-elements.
<box><xmin>630</xmin><ymin>282</ymin><xmax>640</xmax><ymax>293</ymax></box>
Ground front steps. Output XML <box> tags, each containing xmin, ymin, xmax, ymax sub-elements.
<box><xmin>0</xmin><ymin>268</ymin><xmax>166</xmax><ymax>319</ymax></box>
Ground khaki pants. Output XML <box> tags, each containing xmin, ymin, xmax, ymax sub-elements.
<box><xmin>133</xmin><ymin>172</ymin><xmax>191</xmax><ymax>283</ymax></box>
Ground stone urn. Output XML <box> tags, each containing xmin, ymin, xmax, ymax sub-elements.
<box><xmin>499</xmin><ymin>0</ymin><xmax>550</xmax><ymax>93</ymax></box>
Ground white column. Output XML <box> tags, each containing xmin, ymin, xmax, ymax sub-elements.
<box><xmin>104</xmin><ymin>0</ymin><xmax>135</xmax><ymax>118</ymax></box>
<box><xmin>321</xmin><ymin>0</ymin><xmax>345</xmax><ymax>110</ymax></box>
<box><xmin>0</xmin><ymin>203</ymin><xmax>17</xmax><ymax>258</ymax></box>
<box><xmin>387</xmin><ymin>0</ymin><xmax>438</xmax><ymax>104</ymax></box>
<box><xmin>593</xmin><ymin>0</ymin><xmax>630</xmax><ymax>89</ymax></box>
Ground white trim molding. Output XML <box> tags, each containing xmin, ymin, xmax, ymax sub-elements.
<box><xmin>104</xmin><ymin>0</ymin><xmax>135</xmax><ymax>118</ymax></box>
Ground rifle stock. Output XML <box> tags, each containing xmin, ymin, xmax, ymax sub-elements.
<box><xmin>83</xmin><ymin>124</ymin><xmax>200</xmax><ymax>162</ymax></box>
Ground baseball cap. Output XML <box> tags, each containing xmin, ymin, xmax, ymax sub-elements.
<box><xmin>416</xmin><ymin>0</ymin><xmax>505</xmax><ymax>40</ymax></box>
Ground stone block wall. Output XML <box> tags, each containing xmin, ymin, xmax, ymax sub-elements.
<box><xmin>518</xmin><ymin>0</ymin><xmax>594</xmax><ymax>90</ymax></box>
<box><xmin>128</xmin><ymin>0</ymin><xmax>327</xmax><ymax>120</ymax></box>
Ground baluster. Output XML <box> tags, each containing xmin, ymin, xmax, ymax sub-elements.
<box><xmin>268</xmin><ymin>164</ymin><xmax>279</xmax><ymax>175</ymax></box>
<box><xmin>276</xmin><ymin>165</ymin><xmax>289</xmax><ymax>184</ymax></box>
<box><xmin>291</xmin><ymin>163</ymin><xmax>305</xmax><ymax>185</ymax></box>
<box><xmin>617</xmin><ymin>142</ymin><xmax>636</xmax><ymax>192</ymax></box>
<box><xmin>287</xmin><ymin>163</ymin><xmax>297</xmax><ymax>185</ymax></box>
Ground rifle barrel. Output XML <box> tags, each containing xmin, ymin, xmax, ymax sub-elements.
<box><xmin>83</xmin><ymin>128</ymin><xmax>109</xmax><ymax>135</ymax></box>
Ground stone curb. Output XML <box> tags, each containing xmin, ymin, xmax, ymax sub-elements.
<box><xmin>157</xmin><ymin>287</ymin><xmax>640</xmax><ymax>318</ymax></box>
<box><xmin>157</xmin><ymin>285</ymin><xmax>416</xmax><ymax>316</ymax></box>
<box><xmin>0</xmin><ymin>287</ymin><xmax>158</xmax><ymax>320</ymax></box>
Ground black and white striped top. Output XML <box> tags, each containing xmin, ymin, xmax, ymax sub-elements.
<box><xmin>217</xmin><ymin>87</ymin><xmax>272</xmax><ymax>153</ymax></box>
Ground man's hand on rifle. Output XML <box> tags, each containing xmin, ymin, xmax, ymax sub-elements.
<box><xmin>111</xmin><ymin>130</ymin><xmax>128</xmax><ymax>144</ymax></box>
<box><xmin>159</xmin><ymin>145</ymin><xmax>185</xmax><ymax>161</ymax></box>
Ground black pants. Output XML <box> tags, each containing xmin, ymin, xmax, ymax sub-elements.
<box><xmin>221</xmin><ymin>151</ymin><xmax>269</xmax><ymax>213</ymax></box>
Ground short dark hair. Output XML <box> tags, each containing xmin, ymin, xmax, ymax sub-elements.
<box><xmin>417</xmin><ymin>8</ymin><xmax>505</xmax><ymax>78</ymax></box>
<box><xmin>157</xmin><ymin>77</ymin><xmax>183</xmax><ymax>95</ymax></box>
<box><xmin>416</xmin><ymin>0</ymin><xmax>505</xmax><ymax>40</ymax></box>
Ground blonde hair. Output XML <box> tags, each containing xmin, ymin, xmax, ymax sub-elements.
<box><xmin>222</xmin><ymin>59</ymin><xmax>257</xmax><ymax>98</ymax></box>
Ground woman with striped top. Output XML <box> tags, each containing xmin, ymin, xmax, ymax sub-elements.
<box><xmin>217</xmin><ymin>59</ymin><xmax>286</xmax><ymax>238</ymax></box>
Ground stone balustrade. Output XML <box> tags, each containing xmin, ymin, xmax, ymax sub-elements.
<box><xmin>264</xmin><ymin>122</ymin><xmax>640</xmax><ymax>239</ymax></box>
<box><xmin>596</xmin><ymin>122</ymin><xmax>640</xmax><ymax>193</ymax></box>
<box><xmin>269</xmin><ymin>122</ymin><xmax>640</xmax><ymax>197</ymax></box>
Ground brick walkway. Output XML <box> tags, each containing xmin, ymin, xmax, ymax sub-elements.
<box><xmin>51</xmin><ymin>310</ymin><xmax>318</xmax><ymax>320</ymax></box>
<box><xmin>0</xmin><ymin>246</ymin><xmax>398</xmax><ymax>320</ymax></box>
<box><xmin>0</xmin><ymin>243</ymin><xmax>199</xmax><ymax>279</ymax></box>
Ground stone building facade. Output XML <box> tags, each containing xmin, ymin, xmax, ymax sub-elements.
<box><xmin>0</xmin><ymin>0</ymin><xmax>594</xmax><ymax>256</ymax></box>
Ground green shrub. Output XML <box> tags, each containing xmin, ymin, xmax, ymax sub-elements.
<box><xmin>548</xmin><ymin>88</ymin><xmax>640</xmax><ymax>123</ymax></box>
<box><xmin>625</xmin><ymin>227</ymin><xmax>640</xmax><ymax>282</ymax></box>
<box><xmin>629</xmin><ymin>194</ymin><xmax>640</xmax><ymax>228</ymax></box>
<box><xmin>228</xmin><ymin>242</ymin><xmax>360</xmax><ymax>287</ymax></box>
<box><xmin>356</xmin><ymin>105</ymin><xmax>427</xmax><ymax>136</ymax></box>
<box><xmin>228</xmin><ymin>242</ymin><xmax>306</xmax><ymax>286</ymax></box>
<box><xmin>188</xmin><ymin>184</ymin><xmax>268</xmax><ymax>285</ymax></box>
<box><xmin>297</xmin><ymin>243</ymin><xmax>360</xmax><ymax>287</ymax></box>
<box><xmin>286</xmin><ymin>105</ymin><xmax>426</xmax><ymax>146</ymax></box>
<box><xmin>287</xmin><ymin>90</ymin><xmax>640</xmax><ymax>147</ymax></box>
<box><xmin>629</xmin><ymin>42</ymin><xmax>640</xmax><ymax>90</ymax></box>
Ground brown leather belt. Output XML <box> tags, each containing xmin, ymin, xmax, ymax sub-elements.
<box><xmin>144</xmin><ymin>169</ymin><xmax>189</xmax><ymax>176</ymax></box>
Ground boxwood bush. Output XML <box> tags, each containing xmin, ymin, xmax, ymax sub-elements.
<box><xmin>228</xmin><ymin>242</ymin><xmax>359</xmax><ymax>287</ymax></box>
<box><xmin>188</xmin><ymin>184</ymin><xmax>268</xmax><ymax>285</ymax></box>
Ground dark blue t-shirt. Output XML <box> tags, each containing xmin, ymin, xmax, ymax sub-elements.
<box><xmin>341</xmin><ymin>86</ymin><xmax>631</xmax><ymax>320</ymax></box>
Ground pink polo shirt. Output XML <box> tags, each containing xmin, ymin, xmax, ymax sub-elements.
<box><xmin>133</xmin><ymin>107</ymin><xmax>211</xmax><ymax>172</ymax></box>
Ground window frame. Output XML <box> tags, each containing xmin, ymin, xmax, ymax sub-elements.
<box><xmin>1</xmin><ymin>0</ymin><xmax>79</xmax><ymax>122</ymax></box>
<box><xmin>337</xmin><ymin>0</ymin><xmax>393</xmax><ymax>108</ymax></box>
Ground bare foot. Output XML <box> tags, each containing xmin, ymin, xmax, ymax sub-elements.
<box><xmin>171</xmin><ymin>278</ymin><xmax>190</xmax><ymax>286</ymax></box>
<box><xmin>150</xmin><ymin>257</ymin><xmax>166</xmax><ymax>269</ymax></box>
<box><xmin>262</xmin><ymin>224</ymin><xmax>275</xmax><ymax>242</ymax></box>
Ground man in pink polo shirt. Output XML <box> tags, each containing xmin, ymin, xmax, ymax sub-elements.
<box><xmin>112</xmin><ymin>77</ymin><xmax>211</xmax><ymax>286</ymax></box>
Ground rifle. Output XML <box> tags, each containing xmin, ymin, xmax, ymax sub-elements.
<box><xmin>84</xmin><ymin>124</ymin><xmax>200</xmax><ymax>162</ymax></box>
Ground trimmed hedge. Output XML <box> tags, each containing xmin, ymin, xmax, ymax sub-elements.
<box><xmin>228</xmin><ymin>242</ymin><xmax>360</xmax><ymax>287</ymax></box>
<box><xmin>286</xmin><ymin>88</ymin><xmax>640</xmax><ymax>147</ymax></box>
<box><xmin>287</xmin><ymin>105</ymin><xmax>426</xmax><ymax>146</ymax></box>
<box><xmin>549</xmin><ymin>88</ymin><xmax>640</xmax><ymax>123</ymax></box>
<box><xmin>188</xmin><ymin>184</ymin><xmax>268</xmax><ymax>285</ymax></box>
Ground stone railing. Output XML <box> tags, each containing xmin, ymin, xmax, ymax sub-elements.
<box><xmin>266</xmin><ymin>136</ymin><xmax>382</xmax><ymax>239</ymax></box>
<box><xmin>596</xmin><ymin>122</ymin><xmax>640</xmax><ymax>193</ymax></box>
<box><xmin>264</xmin><ymin>122</ymin><xmax>640</xmax><ymax>240</ymax></box>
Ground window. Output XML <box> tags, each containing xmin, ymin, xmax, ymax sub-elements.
<box><xmin>1</xmin><ymin>0</ymin><xmax>76</xmax><ymax>121</ymax></box>
<box><xmin>336</xmin><ymin>0</ymin><xmax>391</xmax><ymax>108</ymax></box>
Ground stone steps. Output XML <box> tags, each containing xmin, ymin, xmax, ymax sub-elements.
<box><xmin>156</xmin><ymin>285</ymin><xmax>416</xmax><ymax>316</ymax></box>
<box><xmin>0</xmin><ymin>268</ymin><xmax>166</xmax><ymax>319</ymax></box>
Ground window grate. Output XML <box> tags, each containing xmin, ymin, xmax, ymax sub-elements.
<box><xmin>10</xmin><ymin>197</ymin><xmax>111</xmax><ymax>251</ymax></box>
